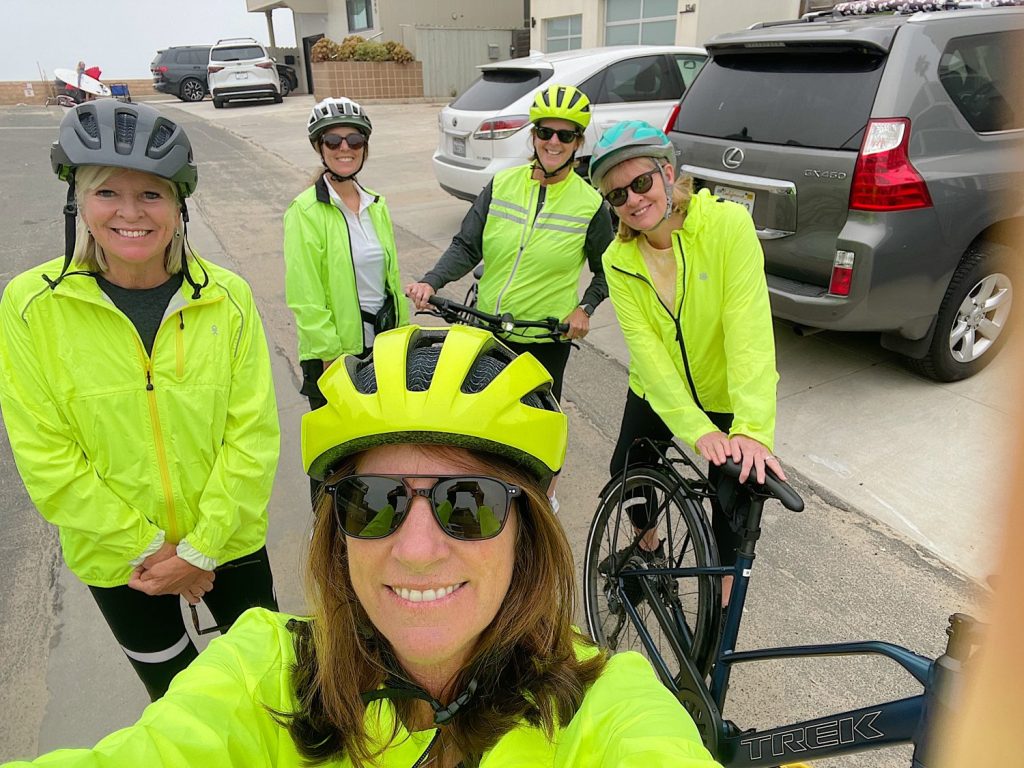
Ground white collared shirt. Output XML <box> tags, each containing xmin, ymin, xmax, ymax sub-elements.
<box><xmin>325</xmin><ymin>174</ymin><xmax>387</xmax><ymax>344</ymax></box>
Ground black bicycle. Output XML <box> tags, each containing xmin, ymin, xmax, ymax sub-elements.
<box><xmin>421</xmin><ymin>294</ymin><xmax>570</xmax><ymax>342</ymax></box>
<box><xmin>583</xmin><ymin>438</ymin><xmax>980</xmax><ymax>767</ymax></box>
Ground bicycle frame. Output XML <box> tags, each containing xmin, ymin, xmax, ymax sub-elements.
<box><xmin>603</xmin><ymin>439</ymin><xmax>976</xmax><ymax>767</ymax></box>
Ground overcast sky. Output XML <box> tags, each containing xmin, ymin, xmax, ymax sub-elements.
<box><xmin>2</xmin><ymin>0</ymin><xmax>297</xmax><ymax>81</ymax></box>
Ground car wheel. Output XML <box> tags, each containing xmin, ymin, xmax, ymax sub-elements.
<box><xmin>278</xmin><ymin>76</ymin><xmax>291</xmax><ymax>97</ymax></box>
<box><xmin>213</xmin><ymin>97</ymin><xmax>225</xmax><ymax>109</ymax></box>
<box><xmin>180</xmin><ymin>78</ymin><xmax>206</xmax><ymax>102</ymax></box>
<box><xmin>911</xmin><ymin>241</ymin><xmax>1013</xmax><ymax>382</ymax></box>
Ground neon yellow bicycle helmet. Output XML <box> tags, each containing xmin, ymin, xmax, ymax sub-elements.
<box><xmin>302</xmin><ymin>325</ymin><xmax>567</xmax><ymax>483</ymax></box>
<box><xmin>529</xmin><ymin>84</ymin><xmax>592</xmax><ymax>130</ymax></box>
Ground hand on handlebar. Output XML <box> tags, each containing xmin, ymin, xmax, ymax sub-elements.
<box><xmin>405</xmin><ymin>282</ymin><xmax>436</xmax><ymax>310</ymax></box>
<box><xmin>561</xmin><ymin>307</ymin><xmax>590</xmax><ymax>340</ymax></box>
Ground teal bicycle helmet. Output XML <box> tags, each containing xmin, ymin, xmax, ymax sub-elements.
<box><xmin>588</xmin><ymin>120</ymin><xmax>677</xmax><ymax>190</ymax></box>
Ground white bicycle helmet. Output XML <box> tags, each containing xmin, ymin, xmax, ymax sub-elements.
<box><xmin>307</xmin><ymin>97</ymin><xmax>373</xmax><ymax>147</ymax></box>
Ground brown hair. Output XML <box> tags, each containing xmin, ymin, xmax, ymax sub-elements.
<box><xmin>277</xmin><ymin>445</ymin><xmax>605</xmax><ymax>766</ymax></box>
<box><xmin>608</xmin><ymin>162</ymin><xmax>694</xmax><ymax>243</ymax></box>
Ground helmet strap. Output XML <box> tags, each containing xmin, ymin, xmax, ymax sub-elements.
<box><xmin>361</xmin><ymin>676</ymin><xmax>478</xmax><ymax>726</ymax></box>
<box><xmin>44</xmin><ymin>178</ymin><xmax>79</xmax><ymax>290</ymax></box>
<box><xmin>532</xmin><ymin>148</ymin><xmax>577</xmax><ymax>180</ymax></box>
<box><xmin>178</xmin><ymin>201</ymin><xmax>208</xmax><ymax>300</ymax></box>
<box><xmin>656</xmin><ymin>161</ymin><xmax>674</xmax><ymax>222</ymax></box>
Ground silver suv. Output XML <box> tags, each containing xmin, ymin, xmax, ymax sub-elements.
<box><xmin>208</xmin><ymin>38</ymin><xmax>282</xmax><ymax>109</ymax></box>
<box><xmin>668</xmin><ymin>3</ymin><xmax>1024</xmax><ymax>381</ymax></box>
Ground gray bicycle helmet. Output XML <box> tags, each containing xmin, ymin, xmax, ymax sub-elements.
<box><xmin>588</xmin><ymin>120</ymin><xmax>677</xmax><ymax>190</ymax></box>
<box><xmin>307</xmin><ymin>97</ymin><xmax>373</xmax><ymax>147</ymax></box>
<box><xmin>50</xmin><ymin>100</ymin><xmax>197</xmax><ymax>199</ymax></box>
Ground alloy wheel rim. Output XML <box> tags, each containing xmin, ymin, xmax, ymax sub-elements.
<box><xmin>949</xmin><ymin>272</ymin><xmax>1012</xmax><ymax>363</ymax></box>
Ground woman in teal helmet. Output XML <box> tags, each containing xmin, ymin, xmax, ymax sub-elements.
<box><xmin>1</xmin><ymin>326</ymin><xmax>721</xmax><ymax>768</ymax></box>
<box><xmin>590</xmin><ymin>121</ymin><xmax>784</xmax><ymax>596</ymax></box>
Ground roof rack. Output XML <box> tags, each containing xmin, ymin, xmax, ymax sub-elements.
<box><xmin>831</xmin><ymin>0</ymin><xmax>1023</xmax><ymax>15</ymax></box>
<box><xmin>214</xmin><ymin>37</ymin><xmax>260</xmax><ymax>45</ymax></box>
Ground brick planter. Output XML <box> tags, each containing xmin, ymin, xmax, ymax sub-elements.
<box><xmin>312</xmin><ymin>61</ymin><xmax>422</xmax><ymax>101</ymax></box>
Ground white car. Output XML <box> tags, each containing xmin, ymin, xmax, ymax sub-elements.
<box><xmin>208</xmin><ymin>38</ymin><xmax>282</xmax><ymax>109</ymax></box>
<box><xmin>432</xmin><ymin>46</ymin><xmax>707</xmax><ymax>201</ymax></box>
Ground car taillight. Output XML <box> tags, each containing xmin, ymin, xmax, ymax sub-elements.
<box><xmin>828</xmin><ymin>250</ymin><xmax>855</xmax><ymax>297</ymax></box>
<box><xmin>256</xmin><ymin>61</ymin><xmax>274</xmax><ymax>69</ymax></box>
<box><xmin>208</xmin><ymin>65</ymin><xmax>224</xmax><ymax>74</ymax></box>
<box><xmin>153</xmin><ymin>65</ymin><xmax>168</xmax><ymax>74</ymax></box>
<box><xmin>849</xmin><ymin>118</ymin><xmax>932</xmax><ymax>211</ymax></box>
<box><xmin>663</xmin><ymin>102</ymin><xmax>680</xmax><ymax>134</ymax></box>
<box><xmin>473</xmin><ymin>115</ymin><xmax>530</xmax><ymax>140</ymax></box>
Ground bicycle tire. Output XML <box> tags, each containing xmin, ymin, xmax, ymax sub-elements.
<box><xmin>584</xmin><ymin>465</ymin><xmax>720</xmax><ymax>679</ymax></box>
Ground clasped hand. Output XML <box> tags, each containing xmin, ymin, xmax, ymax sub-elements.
<box><xmin>128</xmin><ymin>542</ymin><xmax>215</xmax><ymax>605</ymax></box>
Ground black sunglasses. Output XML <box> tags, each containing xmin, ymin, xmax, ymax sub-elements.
<box><xmin>326</xmin><ymin>474</ymin><xmax>521</xmax><ymax>541</ymax></box>
<box><xmin>321</xmin><ymin>132</ymin><xmax>367</xmax><ymax>150</ymax></box>
<box><xmin>534</xmin><ymin>125</ymin><xmax>581</xmax><ymax>143</ymax></box>
<box><xmin>604</xmin><ymin>169</ymin><xmax>659</xmax><ymax>207</ymax></box>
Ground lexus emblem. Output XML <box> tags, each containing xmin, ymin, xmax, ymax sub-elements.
<box><xmin>722</xmin><ymin>147</ymin><xmax>744</xmax><ymax>169</ymax></box>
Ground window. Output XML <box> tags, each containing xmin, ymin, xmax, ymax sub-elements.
<box><xmin>451</xmin><ymin>69</ymin><xmax>552</xmax><ymax>111</ymax></box>
<box><xmin>605</xmin><ymin>0</ymin><xmax>676</xmax><ymax>46</ymax></box>
<box><xmin>210</xmin><ymin>46</ymin><xmax>267</xmax><ymax>62</ymax></box>
<box><xmin>582</xmin><ymin>55</ymin><xmax>678</xmax><ymax>104</ymax></box>
<box><xmin>347</xmin><ymin>0</ymin><xmax>373</xmax><ymax>32</ymax></box>
<box><xmin>545</xmin><ymin>15</ymin><xmax>582</xmax><ymax>52</ymax></box>
<box><xmin>939</xmin><ymin>31</ymin><xmax>1022</xmax><ymax>133</ymax></box>
<box><xmin>674</xmin><ymin>53</ymin><xmax>706</xmax><ymax>90</ymax></box>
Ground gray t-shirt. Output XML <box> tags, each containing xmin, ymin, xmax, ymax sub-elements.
<box><xmin>96</xmin><ymin>273</ymin><xmax>184</xmax><ymax>356</ymax></box>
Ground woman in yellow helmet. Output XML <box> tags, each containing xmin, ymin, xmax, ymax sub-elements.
<box><xmin>406</xmin><ymin>85</ymin><xmax>613</xmax><ymax>406</ymax></box>
<box><xmin>2</xmin><ymin>326</ymin><xmax>722</xmax><ymax>768</ymax></box>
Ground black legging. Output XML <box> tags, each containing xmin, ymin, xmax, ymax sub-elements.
<box><xmin>88</xmin><ymin>546</ymin><xmax>277</xmax><ymax>700</ymax></box>
<box><xmin>610</xmin><ymin>389</ymin><xmax>745</xmax><ymax>566</ymax></box>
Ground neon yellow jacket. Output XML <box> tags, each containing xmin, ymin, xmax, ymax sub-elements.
<box><xmin>603</xmin><ymin>189</ymin><xmax>778</xmax><ymax>449</ymax></box>
<box><xmin>283</xmin><ymin>177</ymin><xmax>410</xmax><ymax>361</ymax></box>
<box><xmin>3</xmin><ymin>608</ymin><xmax>721</xmax><ymax>767</ymax></box>
<box><xmin>0</xmin><ymin>256</ymin><xmax>280</xmax><ymax>587</ymax></box>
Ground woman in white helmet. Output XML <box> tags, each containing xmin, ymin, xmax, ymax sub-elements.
<box><xmin>283</xmin><ymin>97</ymin><xmax>409</xmax><ymax>414</ymax></box>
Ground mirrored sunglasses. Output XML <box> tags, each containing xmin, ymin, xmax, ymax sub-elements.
<box><xmin>534</xmin><ymin>126</ymin><xmax>581</xmax><ymax>143</ymax></box>
<box><xmin>327</xmin><ymin>474</ymin><xmax>521</xmax><ymax>541</ymax></box>
<box><xmin>604</xmin><ymin>169</ymin><xmax>658</xmax><ymax>208</ymax></box>
<box><xmin>321</xmin><ymin>132</ymin><xmax>367</xmax><ymax>150</ymax></box>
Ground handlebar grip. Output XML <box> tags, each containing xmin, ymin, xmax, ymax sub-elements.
<box><xmin>426</xmin><ymin>295</ymin><xmax>447</xmax><ymax>309</ymax></box>
<box><xmin>721</xmin><ymin>457</ymin><xmax>804</xmax><ymax>511</ymax></box>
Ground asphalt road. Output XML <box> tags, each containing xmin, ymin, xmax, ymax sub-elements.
<box><xmin>0</xmin><ymin>104</ymin><xmax>981</xmax><ymax>767</ymax></box>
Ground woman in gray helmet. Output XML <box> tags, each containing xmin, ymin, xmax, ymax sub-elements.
<box><xmin>283</xmin><ymin>96</ymin><xmax>409</xmax><ymax>413</ymax></box>
<box><xmin>0</xmin><ymin>101</ymin><xmax>280</xmax><ymax>700</ymax></box>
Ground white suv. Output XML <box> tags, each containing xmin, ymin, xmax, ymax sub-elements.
<box><xmin>208</xmin><ymin>38</ymin><xmax>282</xmax><ymax>109</ymax></box>
<box><xmin>432</xmin><ymin>46</ymin><xmax>706</xmax><ymax>201</ymax></box>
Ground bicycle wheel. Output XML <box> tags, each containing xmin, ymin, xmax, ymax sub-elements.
<box><xmin>584</xmin><ymin>465</ymin><xmax>720</xmax><ymax>680</ymax></box>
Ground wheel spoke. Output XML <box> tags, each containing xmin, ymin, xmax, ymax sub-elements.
<box><xmin>982</xmin><ymin>286</ymin><xmax>1010</xmax><ymax>312</ymax></box>
<box><xmin>949</xmin><ymin>319</ymin><xmax>970</xmax><ymax>347</ymax></box>
<box><xmin>977</xmin><ymin>317</ymin><xmax>1002</xmax><ymax>341</ymax></box>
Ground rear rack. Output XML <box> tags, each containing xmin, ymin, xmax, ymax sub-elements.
<box><xmin>752</xmin><ymin>0</ymin><xmax>1024</xmax><ymax>28</ymax></box>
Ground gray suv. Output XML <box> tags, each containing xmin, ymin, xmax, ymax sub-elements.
<box><xmin>668</xmin><ymin>3</ymin><xmax>1024</xmax><ymax>380</ymax></box>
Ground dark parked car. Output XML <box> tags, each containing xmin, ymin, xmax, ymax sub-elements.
<box><xmin>150</xmin><ymin>45</ymin><xmax>298</xmax><ymax>102</ymax></box>
<box><xmin>668</xmin><ymin>2</ymin><xmax>1024</xmax><ymax>381</ymax></box>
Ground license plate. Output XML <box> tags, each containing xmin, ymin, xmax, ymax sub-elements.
<box><xmin>714</xmin><ymin>184</ymin><xmax>755</xmax><ymax>215</ymax></box>
<box><xmin>452</xmin><ymin>136</ymin><xmax>466</xmax><ymax>157</ymax></box>
<box><xmin>234</xmin><ymin>71</ymin><xmax>249</xmax><ymax>80</ymax></box>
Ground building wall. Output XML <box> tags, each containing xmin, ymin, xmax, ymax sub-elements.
<box><xmin>530</xmin><ymin>0</ymin><xmax>804</xmax><ymax>50</ymax></box>
<box><xmin>381</xmin><ymin>0</ymin><xmax>522</xmax><ymax>43</ymax></box>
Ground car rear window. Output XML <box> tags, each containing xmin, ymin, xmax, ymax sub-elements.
<box><xmin>673</xmin><ymin>49</ymin><xmax>885</xmax><ymax>150</ymax></box>
<box><xmin>211</xmin><ymin>46</ymin><xmax>266</xmax><ymax>62</ymax></box>
<box><xmin>451</xmin><ymin>69</ymin><xmax>553</xmax><ymax>111</ymax></box>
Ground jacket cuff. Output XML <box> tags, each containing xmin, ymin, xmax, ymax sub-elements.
<box><xmin>129</xmin><ymin>530</ymin><xmax>166</xmax><ymax>568</ymax></box>
<box><xmin>177</xmin><ymin>540</ymin><xmax>218</xmax><ymax>571</ymax></box>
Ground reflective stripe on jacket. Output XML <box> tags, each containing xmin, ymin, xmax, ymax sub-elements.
<box><xmin>6</xmin><ymin>608</ymin><xmax>721</xmax><ymax>767</ymax></box>
<box><xmin>283</xmin><ymin>176</ymin><xmax>410</xmax><ymax>361</ymax></box>
<box><xmin>0</xmin><ymin>255</ymin><xmax>280</xmax><ymax>587</ymax></box>
<box><xmin>478</xmin><ymin>165</ymin><xmax>602</xmax><ymax>341</ymax></box>
<box><xmin>603</xmin><ymin>188</ymin><xmax>778</xmax><ymax>449</ymax></box>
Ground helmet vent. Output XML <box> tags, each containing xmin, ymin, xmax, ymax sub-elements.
<box><xmin>78</xmin><ymin>111</ymin><xmax>99</xmax><ymax>139</ymax></box>
<box><xmin>114</xmin><ymin>112</ymin><xmax>137</xmax><ymax>155</ymax></box>
<box><xmin>407</xmin><ymin>346</ymin><xmax>440</xmax><ymax>392</ymax></box>
<box><xmin>354</xmin><ymin>360</ymin><xmax>378</xmax><ymax>394</ymax></box>
<box><xmin>149</xmin><ymin>122</ymin><xmax>175</xmax><ymax>151</ymax></box>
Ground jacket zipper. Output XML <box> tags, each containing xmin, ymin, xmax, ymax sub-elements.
<box><xmin>175</xmin><ymin>312</ymin><xmax>185</xmax><ymax>378</ymax></box>
<box><xmin>494</xmin><ymin>184</ymin><xmax>543</xmax><ymax>313</ymax></box>
<box><xmin>611</xmin><ymin>234</ymin><xmax>704</xmax><ymax>410</ymax></box>
<box><xmin>411</xmin><ymin>731</ymin><xmax>440</xmax><ymax>767</ymax></box>
<box><xmin>135</xmin><ymin>329</ymin><xmax>180</xmax><ymax>543</ymax></box>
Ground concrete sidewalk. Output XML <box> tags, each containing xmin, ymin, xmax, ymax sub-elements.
<box><xmin>165</xmin><ymin>96</ymin><xmax>1015</xmax><ymax>582</ymax></box>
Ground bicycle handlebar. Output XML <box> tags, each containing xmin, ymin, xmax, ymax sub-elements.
<box><xmin>424</xmin><ymin>295</ymin><xmax>571</xmax><ymax>338</ymax></box>
<box><xmin>720</xmin><ymin>457</ymin><xmax>804</xmax><ymax>512</ymax></box>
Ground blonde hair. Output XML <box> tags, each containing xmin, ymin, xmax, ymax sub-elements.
<box><xmin>277</xmin><ymin>444</ymin><xmax>605</xmax><ymax>766</ymax></box>
<box><xmin>73</xmin><ymin>165</ymin><xmax>188</xmax><ymax>273</ymax></box>
<box><xmin>602</xmin><ymin>159</ymin><xmax>694</xmax><ymax>243</ymax></box>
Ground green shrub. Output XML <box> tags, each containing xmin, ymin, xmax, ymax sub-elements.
<box><xmin>310</xmin><ymin>35</ymin><xmax>416</xmax><ymax>64</ymax></box>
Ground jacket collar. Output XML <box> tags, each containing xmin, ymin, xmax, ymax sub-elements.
<box><xmin>50</xmin><ymin>255</ymin><xmax>220</xmax><ymax>306</ymax></box>
<box><xmin>314</xmin><ymin>173</ymin><xmax>381</xmax><ymax>206</ymax></box>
